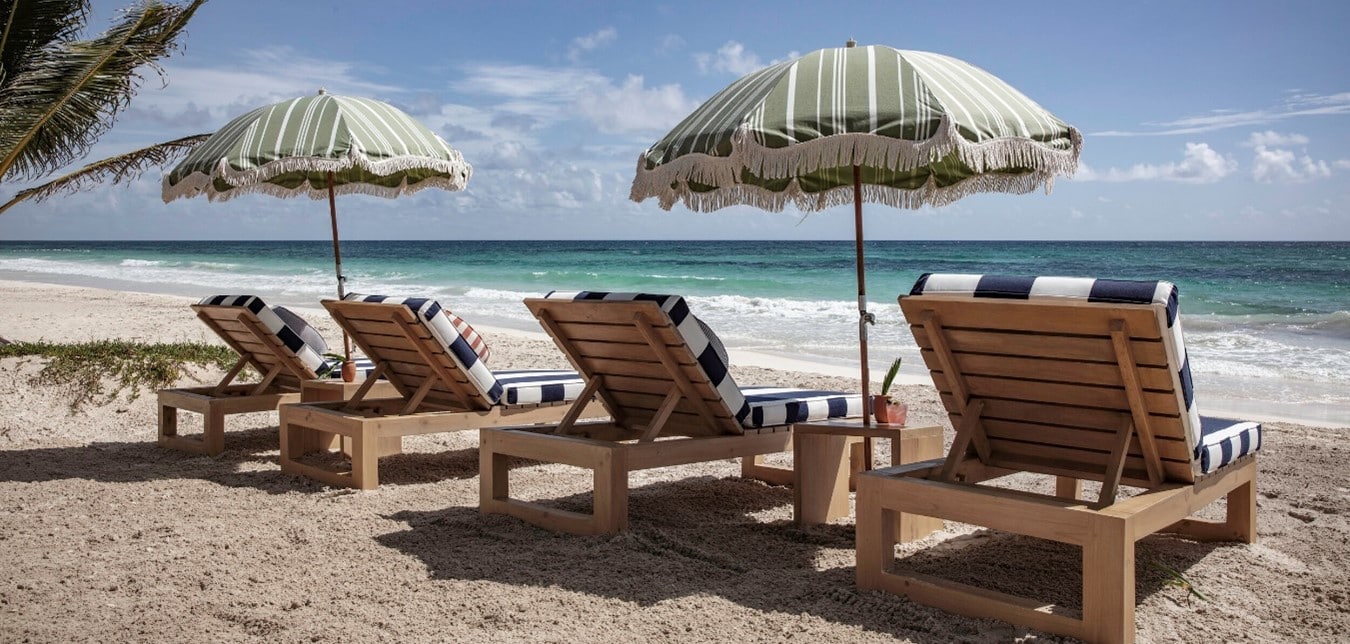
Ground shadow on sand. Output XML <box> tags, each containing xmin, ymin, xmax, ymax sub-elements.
<box><xmin>374</xmin><ymin>468</ymin><xmax>1226</xmax><ymax>642</ymax></box>
<box><xmin>0</xmin><ymin>424</ymin><xmax>483</xmax><ymax>491</ymax></box>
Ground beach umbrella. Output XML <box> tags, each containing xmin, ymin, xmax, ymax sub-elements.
<box><xmin>630</xmin><ymin>41</ymin><xmax>1081</xmax><ymax>424</ymax></box>
<box><xmin>162</xmin><ymin>89</ymin><xmax>473</xmax><ymax>360</ymax></box>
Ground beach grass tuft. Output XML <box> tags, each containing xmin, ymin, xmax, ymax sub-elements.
<box><xmin>0</xmin><ymin>340</ymin><xmax>240</xmax><ymax>410</ymax></box>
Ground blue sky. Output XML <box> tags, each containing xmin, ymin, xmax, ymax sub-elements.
<box><xmin>2</xmin><ymin>0</ymin><xmax>1348</xmax><ymax>241</ymax></box>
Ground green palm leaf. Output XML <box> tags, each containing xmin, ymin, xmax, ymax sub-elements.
<box><xmin>1</xmin><ymin>1</ymin><xmax>87</xmax><ymax>88</ymax></box>
<box><xmin>0</xmin><ymin>0</ymin><xmax>205</xmax><ymax>183</ymax></box>
<box><xmin>0</xmin><ymin>132</ymin><xmax>208</xmax><ymax>214</ymax></box>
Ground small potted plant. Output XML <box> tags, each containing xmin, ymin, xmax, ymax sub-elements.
<box><xmin>872</xmin><ymin>357</ymin><xmax>908</xmax><ymax>425</ymax></box>
<box><xmin>323</xmin><ymin>352</ymin><xmax>358</xmax><ymax>383</ymax></box>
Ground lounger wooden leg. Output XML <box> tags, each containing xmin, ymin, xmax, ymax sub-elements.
<box><xmin>854</xmin><ymin>473</ymin><xmax>895</xmax><ymax>590</ymax></box>
<box><xmin>481</xmin><ymin>447</ymin><xmax>510</xmax><ymax>508</ymax></box>
<box><xmin>158</xmin><ymin>401</ymin><xmax>179</xmax><ymax>444</ymax></box>
<box><xmin>593</xmin><ymin>450</ymin><xmax>628</xmax><ymax>534</ymax></box>
<box><xmin>1230</xmin><ymin>471</ymin><xmax>1257</xmax><ymax>543</ymax></box>
<box><xmin>1164</xmin><ymin>461</ymin><xmax>1259</xmax><ymax>543</ymax></box>
<box><xmin>740</xmin><ymin>453</ymin><xmax>794</xmax><ymax>486</ymax></box>
<box><xmin>350</xmin><ymin>432</ymin><xmax>379</xmax><ymax>490</ymax></box>
<box><xmin>1056</xmin><ymin>476</ymin><xmax>1082</xmax><ymax>500</ymax></box>
<box><xmin>202</xmin><ymin>407</ymin><xmax>226</xmax><ymax>456</ymax></box>
<box><xmin>1083</xmin><ymin>516</ymin><xmax>1133</xmax><ymax>644</ymax></box>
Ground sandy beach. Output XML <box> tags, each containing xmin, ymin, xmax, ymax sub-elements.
<box><xmin>1</xmin><ymin>279</ymin><xmax>1347</xmax><ymax>642</ymax></box>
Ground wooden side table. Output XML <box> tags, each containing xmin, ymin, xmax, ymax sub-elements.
<box><xmin>297</xmin><ymin>378</ymin><xmax>402</xmax><ymax>456</ymax></box>
<box><xmin>793</xmin><ymin>419</ymin><xmax>944</xmax><ymax>541</ymax></box>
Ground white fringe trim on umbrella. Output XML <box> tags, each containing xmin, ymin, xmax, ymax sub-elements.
<box><xmin>630</xmin><ymin>116</ymin><xmax>1082</xmax><ymax>213</ymax></box>
<box><xmin>162</xmin><ymin>150</ymin><xmax>473</xmax><ymax>203</ymax></box>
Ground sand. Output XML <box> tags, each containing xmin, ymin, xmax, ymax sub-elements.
<box><xmin>1</xmin><ymin>279</ymin><xmax>1347</xmax><ymax>642</ymax></box>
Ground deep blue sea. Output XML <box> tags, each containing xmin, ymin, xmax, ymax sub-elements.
<box><xmin>1</xmin><ymin>240</ymin><xmax>1346</xmax><ymax>425</ymax></box>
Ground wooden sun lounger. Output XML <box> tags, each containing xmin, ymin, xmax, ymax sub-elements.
<box><xmin>855</xmin><ymin>274</ymin><xmax>1261</xmax><ymax>644</ymax></box>
<box><xmin>158</xmin><ymin>297</ymin><xmax>330</xmax><ymax>456</ymax></box>
<box><xmin>479</xmin><ymin>292</ymin><xmax>862</xmax><ymax>535</ymax></box>
<box><xmin>277</xmin><ymin>297</ymin><xmax>604</xmax><ymax>490</ymax></box>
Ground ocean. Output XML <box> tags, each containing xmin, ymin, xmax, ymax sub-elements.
<box><xmin>1</xmin><ymin>240</ymin><xmax>1347</xmax><ymax>426</ymax></box>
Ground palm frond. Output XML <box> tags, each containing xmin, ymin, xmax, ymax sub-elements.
<box><xmin>2</xmin><ymin>1</ymin><xmax>89</xmax><ymax>89</ymax></box>
<box><xmin>0</xmin><ymin>0</ymin><xmax>205</xmax><ymax>183</ymax></box>
<box><xmin>0</xmin><ymin>131</ymin><xmax>207</xmax><ymax>214</ymax></box>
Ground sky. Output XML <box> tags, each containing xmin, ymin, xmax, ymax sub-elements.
<box><xmin>2</xmin><ymin>0</ymin><xmax>1348</xmax><ymax>241</ymax></box>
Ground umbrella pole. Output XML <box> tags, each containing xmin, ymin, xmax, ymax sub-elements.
<box><xmin>854</xmin><ymin>166</ymin><xmax>874</xmax><ymax>442</ymax></box>
<box><xmin>327</xmin><ymin>171</ymin><xmax>351</xmax><ymax>362</ymax></box>
<box><xmin>853</xmin><ymin>165</ymin><xmax>876</xmax><ymax>468</ymax></box>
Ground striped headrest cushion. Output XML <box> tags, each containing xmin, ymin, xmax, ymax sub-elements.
<box><xmin>197</xmin><ymin>295</ymin><xmax>328</xmax><ymax>376</ymax></box>
<box><xmin>443</xmin><ymin>309</ymin><xmax>490</xmax><ymax>363</ymax></box>
<box><xmin>545</xmin><ymin>291</ymin><xmax>749</xmax><ymax>423</ymax></box>
<box><xmin>343</xmin><ymin>293</ymin><xmax>502</xmax><ymax>404</ymax></box>
<box><xmin>907</xmin><ymin>273</ymin><xmax>1201</xmax><ymax>454</ymax></box>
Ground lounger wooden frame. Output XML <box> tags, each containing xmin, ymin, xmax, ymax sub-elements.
<box><xmin>480</xmin><ymin>297</ymin><xmax>794</xmax><ymax>535</ymax></box>
<box><xmin>855</xmin><ymin>294</ymin><xmax>1257</xmax><ymax>644</ymax></box>
<box><xmin>158</xmin><ymin>303</ymin><xmax>317</xmax><ymax>455</ymax></box>
<box><xmin>278</xmin><ymin>299</ymin><xmax>602</xmax><ymax>490</ymax></box>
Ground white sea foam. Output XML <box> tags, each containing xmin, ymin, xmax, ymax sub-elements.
<box><xmin>645</xmin><ymin>274</ymin><xmax>727</xmax><ymax>281</ymax></box>
<box><xmin>2</xmin><ymin>252</ymin><xmax>1346</xmax><ymax>419</ymax></box>
<box><xmin>187</xmin><ymin>261</ymin><xmax>240</xmax><ymax>270</ymax></box>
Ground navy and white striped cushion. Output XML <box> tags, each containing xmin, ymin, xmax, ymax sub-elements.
<box><xmin>444</xmin><ymin>309</ymin><xmax>491</xmax><ymax>363</ymax></box>
<box><xmin>908</xmin><ymin>273</ymin><xmax>1262</xmax><ymax>473</ymax></box>
<box><xmin>1197</xmin><ymin>417</ymin><xmax>1262</xmax><ymax>474</ymax></box>
<box><xmin>547</xmin><ymin>291</ymin><xmax>750</xmax><ymax>424</ymax></box>
<box><xmin>741</xmin><ymin>386</ymin><xmax>864</xmax><ymax>429</ymax></box>
<box><xmin>495</xmin><ymin>369</ymin><xmax>587</xmax><ymax>405</ymax></box>
<box><xmin>343</xmin><ymin>293</ymin><xmax>503</xmax><ymax>404</ymax></box>
<box><xmin>546</xmin><ymin>292</ymin><xmax>862</xmax><ymax>428</ymax></box>
<box><xmin>197</xmin><ymin>295</ymin><xmax>328</xmax><ymax>376</ymax></box>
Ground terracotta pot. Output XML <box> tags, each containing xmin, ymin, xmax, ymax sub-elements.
<box><xmin>872</xmin><ymin>395</ymin><xmax>908</xmax><ymax>425</ymax></box>
<box><xmin>340</xmin><ymin>360</ymin><xmax>357</xmax><ymax>383</ymax></box>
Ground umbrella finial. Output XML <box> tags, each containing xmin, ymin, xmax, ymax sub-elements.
<box><xmin>846</xmin><ymin>39</ymin><xmax>856</xmax><ymax>48</ymax></box>
<box><xmin>317</xmin><ymin>87</ymin><xmax>327</xmax><ymax>95</ymax></box>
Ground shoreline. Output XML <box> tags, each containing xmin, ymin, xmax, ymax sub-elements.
<box><xmin>1</xmin><ymin>276</ymin><xmax>1341</xmax><ymax>428</ymax></box>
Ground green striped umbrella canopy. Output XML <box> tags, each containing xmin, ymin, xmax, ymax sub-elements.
<box><xmin>630</xmin><ymin>42</ymin><xmax>1080</xmax><ymax>424</ymax></box>
<box><xmin>163</xmin><ymin>90</ymin><xmax>472</xmax><ymax>362</ymax></box>
<box><xmin>163</xmin><ymin>90</ymin><xmax>471</xmax><ymax>203</ymax></box>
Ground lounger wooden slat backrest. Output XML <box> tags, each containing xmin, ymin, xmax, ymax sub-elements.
<box><xmin>526</xmin><ymin>295</ymin><xmax>745</xmax><ymax>438</ymax></box>
<box><xmin>322</xmin><ymin>298</ymin><xmax>498</xmax><ymax>413</ymax></box>
<box><xmin>900</xmin><ymin>274</ymin><xmax>1209</xmax><ymax>503</ymax></box>
<box><xmin>160</xmin><ymin>295</ymin><xmax>334</xmax><ymax>456</ymax></box>
<box><xmin>192</xmin><ymin>301</ymin><xmax>324</xmax><ymax>393</ymax></box>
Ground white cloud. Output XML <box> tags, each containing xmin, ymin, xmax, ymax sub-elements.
<box><xmin>453</xmin><ymin>63</ymin><xmax>604</xmax><ymax>100</ymax></box>
<box><xmin>1074</xmin><ymin>143</ymin><xmax>1236</xmax><ymax>183</ymax></box>
<box><xmin>1094</xmin><ymin>92</ymin><xmax>1350</xmax><ymax>137</ymax></box>
<box><xmin>567</xmin><ymin>27</ymin><xmax>617</xmax><ymax>62</ymax></box>
<box><xmin>452</xmin><ymin>63</ymin><xmax>697</xmax><ymax>136</ymax></box>
<box><xmin>657</xmin><ymin>34</ymin><xmax>685</xmax><ymax>55</ymax></box>
<box><xmin>1336</xmin><ymin>160</ymin><xmax>1350</xmax><ymax>170</ymax></box>
<box><xmin>1251</xmin><ymin>145</ymin><xmax>1332</xmax><ymax>183</ymax></box>
<box><xmin>577</xmin><ymin>74</ymin><xmax>700</xmax><ymax>134</ymax></box>
<box><xmin>695</xmin><ymin>41</ymin><xmax>765</xmax><ymax>75</ymax></box>
<box><xmin>128</xmin><ymin>47</ymin><xmax>400</xmax><ymax>129</ymax></box>
<box><xmin>1230</xmin><ymin>130</ymin><xmax>1343</xmax><ymax>183</ymax></box>
<box><xmin>1244</xmin><ymin>131</ymin><xmax>1310</xmax><ymax>147</ymax></box>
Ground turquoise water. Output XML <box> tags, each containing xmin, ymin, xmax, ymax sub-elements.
<box><xmin>2</xmin><ymin>240</ymin><xmax>1347</xmax><ymax>424</ymax></box>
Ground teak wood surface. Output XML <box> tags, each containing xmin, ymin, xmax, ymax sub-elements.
<box><xmin>278</xmin><ymin>299</ymin><xmax>603</xmax><ymax>489</ymax></box>
<box><xmin>480</xmin><ymin>297</ymin><xmax>808</xmax><ymax>535</ymax></box>
<box><xmin>853</xmin><ymin>293</ymin><xmax>1259</xmax><ymax>644</ymax></box>
<box><xmin>158</xmin><ymin>304</ymin><xmax>320</xmax><ymax>455</ymax></box>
